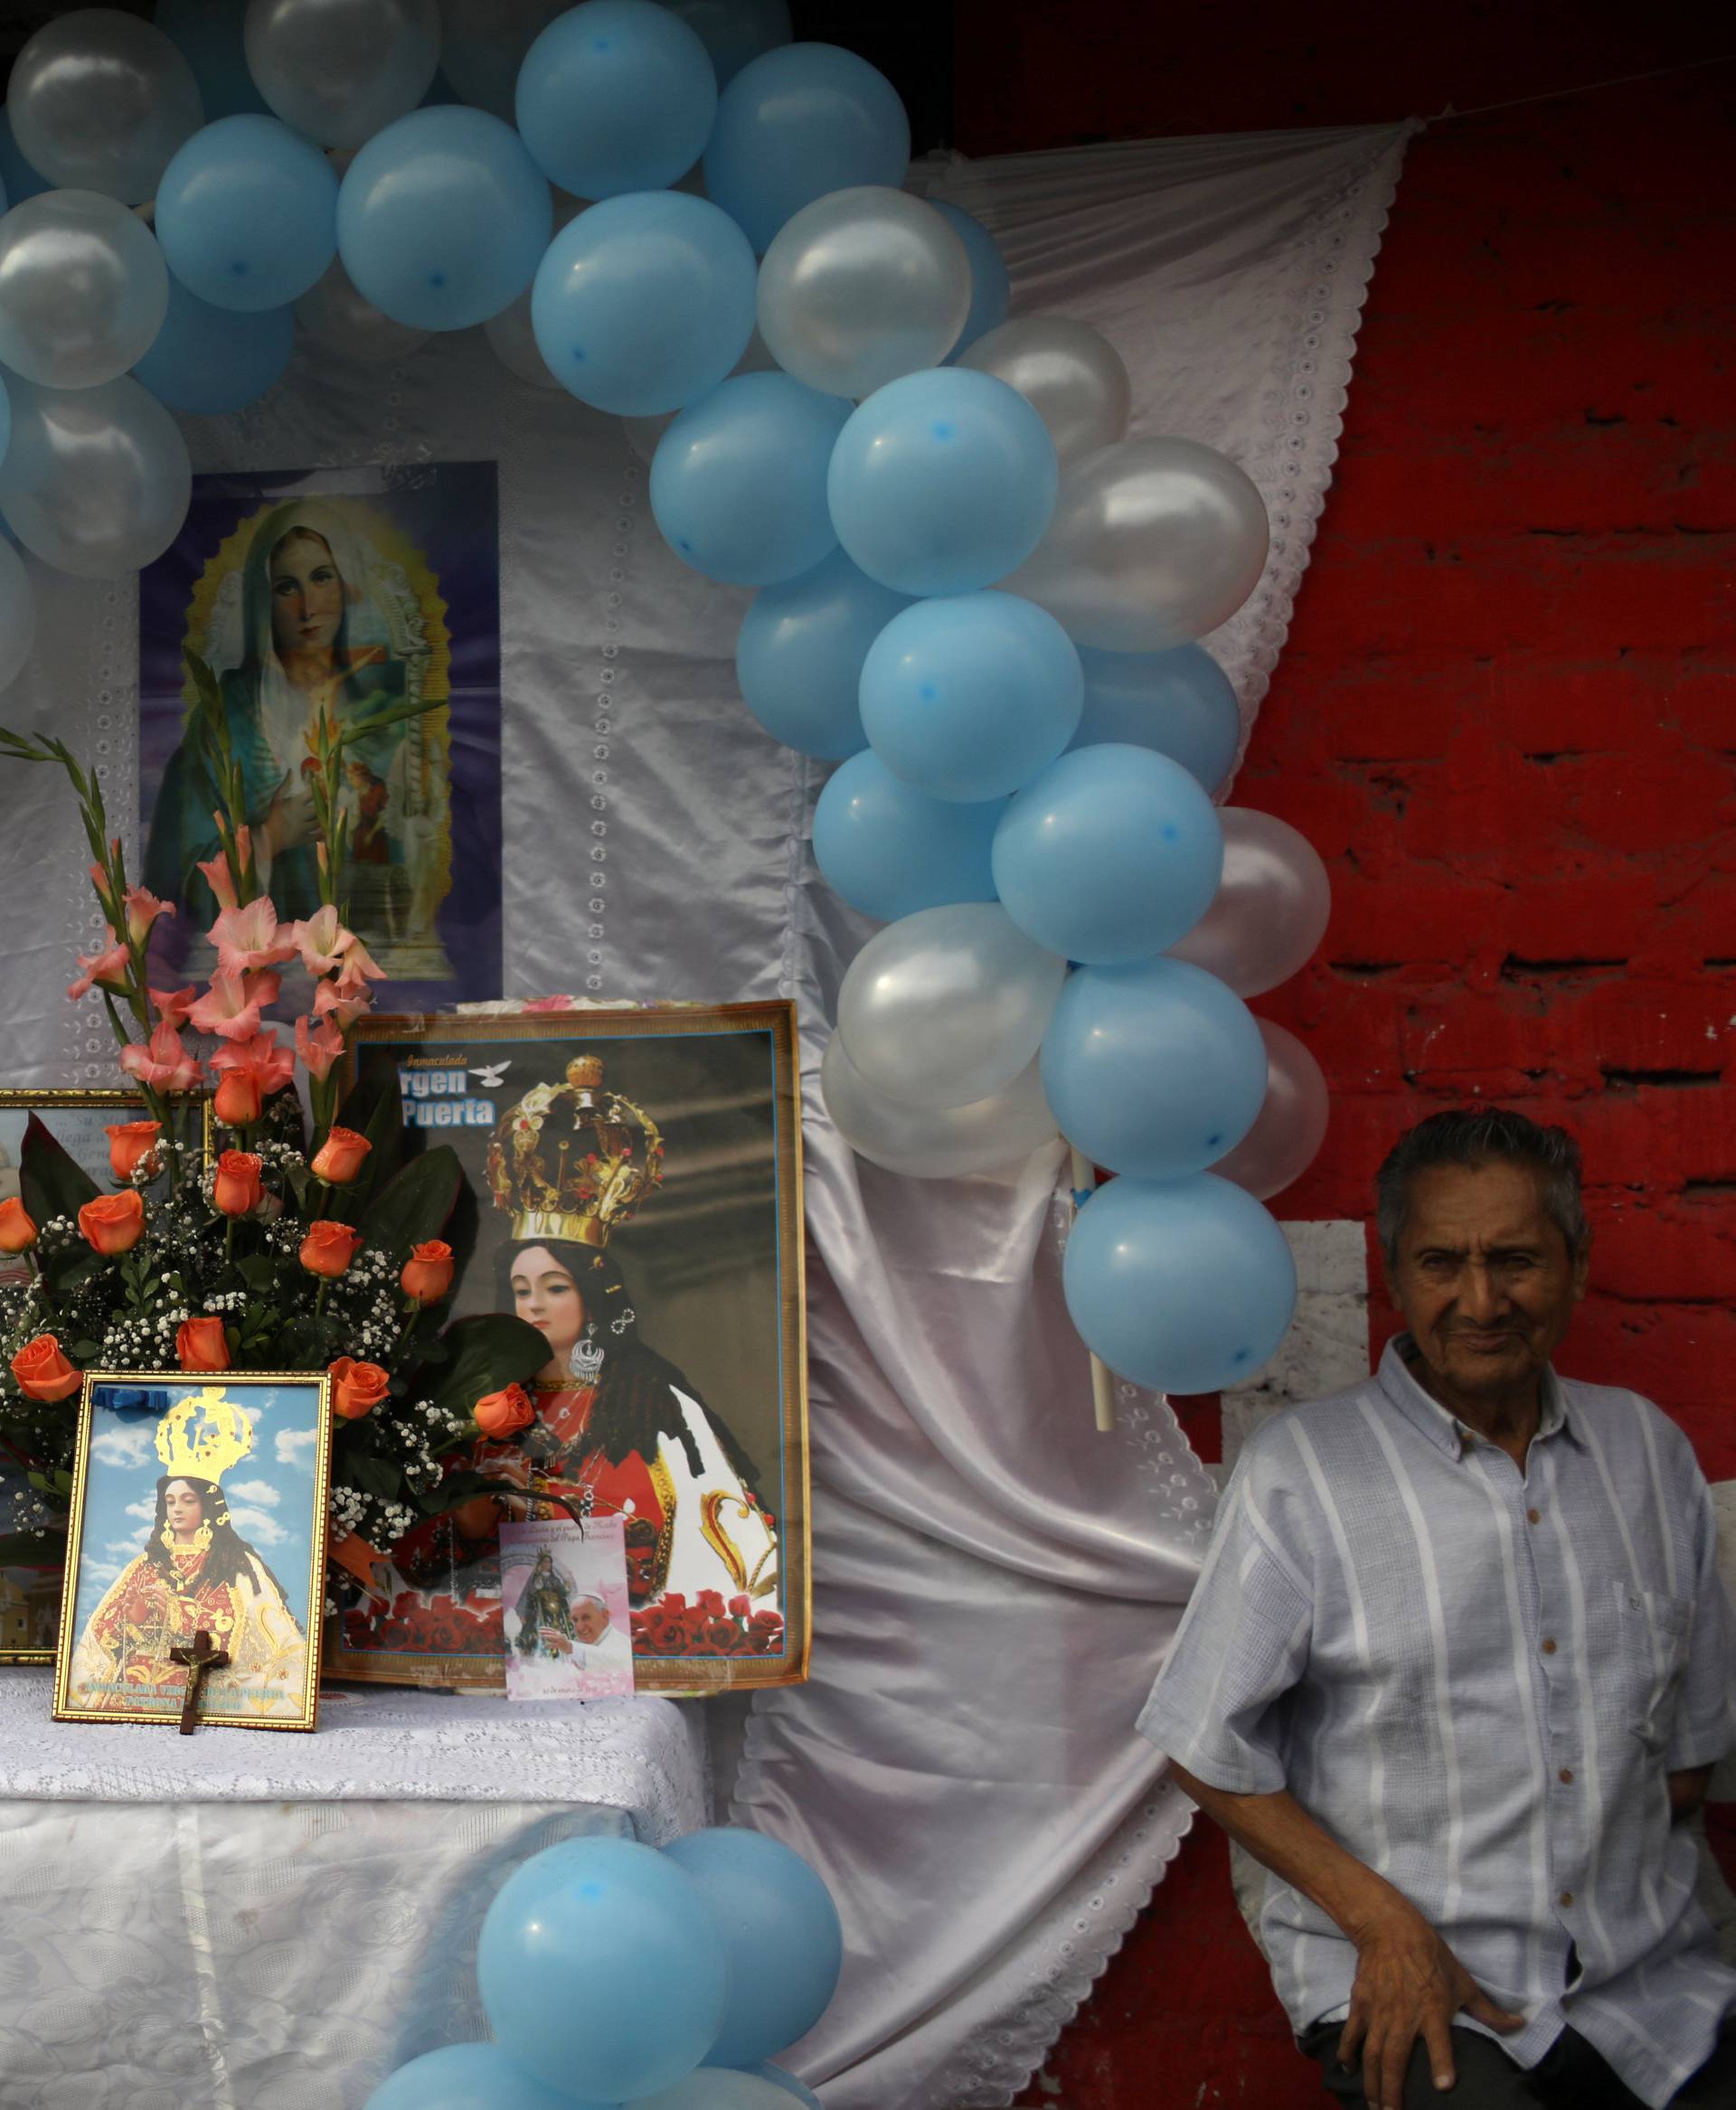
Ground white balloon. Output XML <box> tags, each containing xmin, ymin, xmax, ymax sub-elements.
<box><xmin>0</xmin><ymin>372</ymin><xmax>191</xmax><ymax>578</ymax></box>
<box><xmin>0</xmin><ymin>191</ymin><xmax>169</xmax><ymax>389</ymax></box>
<box><xmin>1168</xmin><ymin>807</ymin><xmax>1332</xmax><ymax>996</ymax></box>
<box><xmin>1209</xmin><ymin>1019</ymin><xmax>1330</xmax><ymax>1201</ymax></box>
<box><xmin>822</xmin><ymin>1034</ymin><xmax>1058</xmax><ymax>1178</ymax></box>
<box><xmin>1007</xmin><ymin>436</ymin><xmax>1269</xmax><ymax>654</ymax></box>
<box><xmin>0</xmin><ymin>540</ymin><xmax>37</xmax><ymax>693</ymax></box>
<box><xmin>294</xmin><ymin>254</ymin><xmax>429</xmax><ymax>363</ymax></box>
<box><xmin>959</xmin><ymin>315</ymin><xmax>1130</xmax><ymax>466</ymax></box>
<box><xmin>9</xmin><ymin>9</ymin><xmax>204</xmax><ymax>203</ymax></box>
<box><xmin>757</xmin><ymin>187</ymin><xmax>970</xmax><ymax>400</ymax></box>
<box><xmin>835</xmin><ymin>901</ymin><xmax>1067</xmax><ymax>1111</ymax></box>
<box><xmin>245</xmin><ymin>0</ymin><xmax>441</xmax><ymax>151</ymax></box>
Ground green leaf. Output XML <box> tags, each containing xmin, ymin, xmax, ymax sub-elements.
<box><xmin>344</xmin><ymin>1450</ymin><xmax>404</xmax><ymax>1501</ymax></box>
<box><xmin>333</xmin><ymin>1051</ymin><xmax>409</xmax><ymax>1215</ymax></box>
<box><xmin>70</xmin><ymin>1341</ymin><xmax>101</xmax><ymax>1359</ymax></box>
<box><xmin>337</xmin><ymin>694</ymin><xmax>446</xmax><ymax>746</ymax></box>
<box><xmin>21</xmin><ymin>1115</ymin><xmax>100</xmax><ymax>1226</ymax></box>
<box><xmin>354</xmin><ymin>1144</ymin><xmax>463</xmax><ymax>1258</ymax></box>
<box><xmin>422</xmin><ymin>1313</ymin><xmax>550</xmax><ymax>1419</ymax></box>
<box><xmin>237</xmin><ymin>1255</ymin><xmax>279</xmax><ymax>1292</ymax></box>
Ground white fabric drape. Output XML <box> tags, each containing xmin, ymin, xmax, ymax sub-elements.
<box><xmin>0</xmin><ymin>118</ymin><xmax>1411</xmax><ymax>2110</ymax></box>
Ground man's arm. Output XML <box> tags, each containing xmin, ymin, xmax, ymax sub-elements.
<box><xmin>1169</xmin><ymin>1762</ymin><xmax>1523</xmax><ymax>2110</ymax></box>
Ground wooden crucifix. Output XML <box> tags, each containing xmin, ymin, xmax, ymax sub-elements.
<box><xmin>167</xmin><ymin>1628</ymin><xmax>230</xmax><ymax>1735</ymax></box>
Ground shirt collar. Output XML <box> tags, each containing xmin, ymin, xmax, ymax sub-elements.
<box><xmin>1376</xmin><ymin>1335</ymin><xmax>1573</xmax><ymax>1459</ymax></box>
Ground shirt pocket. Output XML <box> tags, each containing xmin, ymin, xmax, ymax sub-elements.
<box><xmin>1613</xmin><ymin>1583</ymin><xmax>1693</xmax><ymax>1757</ymax></box>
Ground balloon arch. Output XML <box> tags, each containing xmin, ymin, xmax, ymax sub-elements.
<box><xmin>0</xmin><ymin>0</ymin><xmax>1331</xmax><ymax>1402</ymax></box>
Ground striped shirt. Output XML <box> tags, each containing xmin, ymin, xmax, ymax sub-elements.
<box><xmin>1138</xmin><ymin>1337</ymin><xmax>1736</xmax><ymax>2110</ymax></box>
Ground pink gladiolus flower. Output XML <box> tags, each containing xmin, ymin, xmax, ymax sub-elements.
<box><xmin>122</xmin><ymin>886</ymin><xmax>174</xmax><ymax>946</ymax></box>
<box><xmin>209</xmin><ymin>898</ymin><xmax>296</xmax><ymax>976</ymax></box>
<box><xmin>313</xmin><ymin>963</ymin><xmax>375</xmax><ymax>1031</ymax></box>
<box><xmin>67</xmin><ymin>928</ymin><xmax>132</xmax><ymax>1002</ymax></box>
<box><xmin>523</xmin><ymin>994</ymin><xmax>576</xmax><ymax>1013</ymax></box>
<box><xmin>290</xmin><ymin>905</ymin><xmax>353</xmax><ymax>976</ymax></box>
<box><xmin>150</xmin><ymin>985</ymin><xmax>198</xmax><ymax>1029</ymax></box>
<box><xmin>188</xmin><ymin>970</ymin><xmax>282</xmax><ymax>1042</ymax></box>
<box><xmin>118</xmin><ymin>1022</ymin><xmax>204</xmax><ymax>1092</ymax></box>
<box><xmin>195</xmin><ymin>849</ymin><xmax>240</xmax><ymax>915</ymax></box>
<box><xmin>207</xmin><ymin>1030</ymin><xmax>295</xmax><ymax>1096</ymax></box>
<box><xmin>295</xmin><ymin>1014</ymin><xmax>346</xmax><ymax>1081</ymax></box>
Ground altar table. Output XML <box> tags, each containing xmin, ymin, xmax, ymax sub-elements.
<box><xmin>0</xmin><ymin>1674</ymin><xmax>711</xmax><ymax>2109</ymax></box>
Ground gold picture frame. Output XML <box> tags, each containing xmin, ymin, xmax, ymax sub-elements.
<box><xmin>52</xmin><ymin>1371</ymin><xmax>334</xmax><ymax>1732</ymax></box>
<box><xmin>325</xmin><ymin>1002</ymin><xmax>810</xmax><ymax>1697</ymax></box>
<box><xmin>0</xmin><ymin>1088</ymin><xmax>214</xmax><ymax>1666</ymax></box>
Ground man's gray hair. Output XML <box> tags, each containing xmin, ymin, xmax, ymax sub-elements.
<box><xmin>1375</xmin><ymin>1107</ymin><xmax>1589</xmax><ymax>1268</ymax></box>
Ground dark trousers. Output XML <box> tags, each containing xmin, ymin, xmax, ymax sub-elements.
<box><xmin>1301</xmin><ymin>2018</ymin><xmax>1736</xmax><ymax>2108</ymax></box>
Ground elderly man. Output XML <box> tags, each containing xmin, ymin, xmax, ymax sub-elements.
<box><xmin>1141</xmin><ymin>1108</ymin><xmax>1736</xmax><ymax>2109</ymax></box>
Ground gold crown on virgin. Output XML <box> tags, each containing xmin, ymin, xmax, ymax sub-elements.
<box><xmin>485</xmin><ymin>1054</ymin><xmax>665</xmax><ymax>1249</ymax></box>
<box><xmin>156</xmin><ymin>1386</ymin><xmax>256</xmax><ymax>1484</ymax></box>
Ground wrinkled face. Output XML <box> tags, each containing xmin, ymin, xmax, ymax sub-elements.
<box><xmin>1389</xmin><ymin>1159</ymin><xmax>1589</xmax><ymax>1405</ymax></box>
<box><xmin>572</xmin><ymin>1597</ymin><xmax>610</xmax><ymax>1644</ymax></box>
<box><xmin>511</xmin><ymin>1246</ymin><xmax>586</xmax><ymax>1371</ymax></box>
<box><xmin>269</xmin><ymin>530</ymin><xmax>344</xmax><ymax>656</ymax></box>
<box><xmin>164</xmin><ymin>1480</ymin><xmax>204</xmax><ymax>1538</ymax></box>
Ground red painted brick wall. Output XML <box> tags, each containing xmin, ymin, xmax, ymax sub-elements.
<box><xmin>964</xmin><ymin>14</ymin><xmax>1736</xmax><ymax>2106</ymax></box>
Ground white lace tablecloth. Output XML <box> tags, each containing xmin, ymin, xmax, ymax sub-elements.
<box><xmin>0</xmin><ymin>1675</ymin><xmax>710</xmax><ymax>2110</ymax></box>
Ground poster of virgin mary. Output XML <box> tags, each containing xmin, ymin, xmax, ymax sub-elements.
<box><xmin>137</xmin><ymin>464</ymin><xmax>502</xmax><ymax>1013</ymax></box>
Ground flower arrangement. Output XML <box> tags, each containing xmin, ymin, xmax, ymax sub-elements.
<box><xmin>0</xmin><ymin>660</ymin><xmax>549</xmax><ymax>1579</ymax></box>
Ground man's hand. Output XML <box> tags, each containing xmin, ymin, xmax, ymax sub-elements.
<box><xmin>1338</xmin><ymin>1898</ymin><xmax>1524</xmax><ymax>2108</ymax></box>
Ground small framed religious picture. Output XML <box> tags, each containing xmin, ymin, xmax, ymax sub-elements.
<box><xmin>52</xmin><ymin>1372</ymin><xmax>334</xmax><ymax>1731</ymax></box>
<box><xmin>0</xmin><ymin>1089</ymin><xmax>212</xmax><ymax>1667</ymax></box>
<box><xmin>324</xmin><ymin>1001</ymin><xmax>808</xmax><ymax>1696</ymax></box>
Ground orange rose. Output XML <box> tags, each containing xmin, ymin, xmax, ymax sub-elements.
<box><xmin>105</xmin><ymin>1119</ymin><xmax>162</xmax><ymax>1182</ymax></box>
<box><xmin>212</xmin><ymin>1149</ymin><xmax>265</xmax><ymax>1218</ymax></box>
<box><xmin>401</xmin><ymin>1239</ymin><xmax>455</xmax><ymax>1305</ymax></box>
<box><xmin>176</xmin><ymin>1316</ymin><xmax>231</xmax><ymax>1371</ymax></box>
<box><xmin>474</xmin><ymin>1383</ymin><xmax>534</xmax><ymax>1440</ymax></box>
<box><xmin>0</xmin><ymin>1199</ymin><xmax>37</xmax><ymax>1254</ymax></box>
<box><xmin>78</xmin><ymin>1189</ymin><xmax>145</xmax><ymax>1256</ymax></box>
<box><xmin>10</xmin><ymin>1333</ymin><xmax>81</xmax><ymax>1403</ymax></box>
<box><xmin>300</xmin><ymin>1220</ymin><xmax>363</xmax><ymax>1278</ymax></box>
<box><xmin>328</xmin><ymin>1355</ymin><xmax>391</xmax><ymax>1419</ymax></box>
<box><xmin>212</xmin><ymin>1067</ymin><xmax>263</xmax><ymax>1128</ymax></box>
<box><xmin>311</xmin><ymin>1126</ymin><xmax>372</xmax><ymax>1184</ymax></box>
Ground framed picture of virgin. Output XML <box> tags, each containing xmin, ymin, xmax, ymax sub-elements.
<box><xmin>323</xmin><ymin>1002</ymin><xmax>808</xmax><ymax>1696</ymax></box>
<box><xmin>53</xmin><ymin>1372</ymin><xmax>333</xmax><ymax>1730</ymax></box>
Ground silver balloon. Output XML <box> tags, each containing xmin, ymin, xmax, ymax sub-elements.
<box><xmin>1210</xmin><ymin>1019</ymin><xmax>1329</xmax><ymax>1201</ymax></box>
<box><xmin>1168</xmin><ymin>807</ymin><xmax>1332</xmax><ymax>996</ymax></box>
<box><xmin>0</xmin><ymin>539</ymin><xmax>36</xmax><ymax>693</ymax></box>
<box><xmin>295</xmin><ymin>253</ymin><xmax>429</xmax><ymax>363</ymax></box>
<box><xmin>835</xmin><ymin>901</ymin><xmax>1067</xmax><ymax>1111</ymax></box>
<box><xmin>959</xmin><ymin>316</ymin><xmax>1130</xmax><ymax>467</ymax></box>
<box><xmin>822</xmin><ymin>1033</ymin><xmax>1058</xmax><ymax>1179</ymax></box>
<box><xmin>757</xmin><ymin>187</ymin><xmax>971</xmax><ymax>401</ymax></box>
<box><xmin>1007</xmin><ymin>437</ymin><xmax>1269</xmax><ymax>653</ymax></box>
<box><xmin>437</xmin><ymin>0</ymin><xmax>566</xmax><ymax>121</ymax></box>
<box><xmin>9</xmin><ymin>10</ymin><xmax>203</xmax><ymax>204</ymax></box>
<box><xmin>0</xmin><ymin>191</ymin><xmax>169</xmax><ymax>389</ymax></box>
<box><xmin>0</xmin><ymin>372</ymin><xmax>191</xmax><ymax>578</ymax></box>
<box><xmin>245</xmin><ymin>0</ymin><xmax>441</xmax><ymax>151</ymax></box>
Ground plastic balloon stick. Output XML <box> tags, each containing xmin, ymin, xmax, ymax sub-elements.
<box><xmin>1070</xmin><ymin>1150</ymin><xmax>1118</xmax><ymax>1433</ymax></box>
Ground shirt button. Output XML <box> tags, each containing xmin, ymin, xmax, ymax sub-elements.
<box><xmin>1560</xmin><ymin>1890</ymin><xmax>1574</xmax><ymax>1908</ymax></box>
<box><xmin>1527</xmin><ymin>1508</ymin><xmax>1542</xmax><ymax>1524</ymax></box>
<box><xmin>1542</xmin><ymin>1637</ymin><xmax>1558</xmax><ymax>1655</ymax></box>
<box><xmin>1559</xmin><ymin>1768</ymin><xmax>1574</xmax><ymax>1785</ymax></box>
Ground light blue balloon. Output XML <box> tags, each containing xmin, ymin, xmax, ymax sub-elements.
<box><xmin>154</xmin><ymin>1</ymin><xmax>271</xmax><ymax>119</ymax></box>
<box><xmin>155</xmin><ymin>114</ymin><xmax>338</xmax><ymax>313</ymax></box>
<box><xmin>814</xmin><ymin>750</ymin><xmax>1003</xmax><ymax>921</ymax></box>
<box><xmin>994</xmin><ymin>743</ymin><xmax>1223</xmax><ymax>965</ymax></box>
<box><xmin>478</xmin><ymin>1837</ymin><xmax>728</xmax><ymax>2103</ymax></box>
<box><xmin>735</xmin><ymin>548</ymin><xmax>910</xmax><ymax>758</ymax></box>
<box><xmin>826</xmin><ymin>368</ymin><xmax>1058</xmax><ymax>598</ymax></box>
<box><xmin>651</xmin><ymin>372</ymin><xmax>849</xmax><ymax>587</ymax></box>
<box><xmin>663</xmin><ymin>1827</ymin><xmax>843</xmax><ymax>2070</ymax></box>
<box><xmin>704</xmin><ymin>42</ymin><xmax>910</xmax><ymax>254</ymax></box>
<box><xmin>533</xmin><ymin>192</ymin><xmax>757</xmax><ymax>417</ymax></box>
<box><xmin>932</xmin><ymin>202</ymin><xmax>1009</xmax><ymax>360</ymax></box>
<box><xmin>666</xmin><ymin>0</ymin><xmax>792</xmax><ymax>88</ymax></box>
<box><xmin>134</xmin><ymin>276</ymin><xmax>294</xmax><ymax>414</ymax></box>
<box><xmin>1042</xmin><ymin>956</ymin><xmax>1267</xmax><ymax>1181</ymax></box>
<box><xmin>339</xmin><ymin>106</ymin><xmax>552</xmax><ymax>332</ymax></box>
<box><xmin>0</xmin><ymin>110</ymin><xmax>48</xmax><ymax>207</ymax></box>
<box><xmin>752</xmin><ymin>2066</ymin><xmax>823</xmax><ymax>2109</ymax></box>
<box><xmin>860</xmin><ymin>590</ymin><xmax>1080</xmax><ymax>802</ymax></box>
<box><xmin>1071</xmin><ymin>643</ymin><xmax>1241</xmax><ymax>795</ymax></box>
<box><xmin>1061</xmin><ymin>1172</ymin><xmax>1297</xmax><ymax>1393</ymax></box>
<box><xmin>364</xmin><ymin>2043</ymin><xmax>599</xmax><ymax>2110</ymax></box>
<box><xmin>517</xmin><ymin>2</ymin><xmax>717</xmax><ymax>200</ymax></box>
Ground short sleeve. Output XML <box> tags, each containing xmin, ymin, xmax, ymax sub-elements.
<box><xmin>1666</xmin><ymin>1469</ymin><xmax>1736</xmax><ymax>1772</ymax></box>
<box><xmin>1137</xmin><ymin>1435</ymin><xmax>1314</xmax><ymax>1795</ymax></box>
